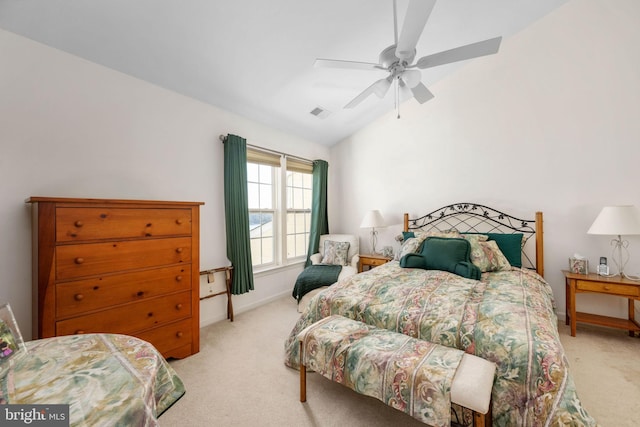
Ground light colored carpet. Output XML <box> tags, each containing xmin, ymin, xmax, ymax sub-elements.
<box><xmin>161</xmin><ymin>296</ymin><xmax>640</xmax><ymax>427</ymax></box>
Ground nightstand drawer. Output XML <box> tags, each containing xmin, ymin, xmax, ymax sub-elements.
<box><xmin>366</xmin><ymin>258</ymin><xmax>388</xmax><ymax>267</ymax></box>
<box><xmin>576</xmin><ymin>280</ymin><xmax>640</xmax><ymax>297</ymax></box>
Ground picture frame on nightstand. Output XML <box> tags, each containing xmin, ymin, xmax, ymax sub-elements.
<box><xmin>569</xmin><ymin>257</ymin><xmax>589</xmax><ymax>275</ymax></box>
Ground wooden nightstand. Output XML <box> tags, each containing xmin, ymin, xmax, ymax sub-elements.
<box><xmin>563</xmin><ymin>270</ymin><xmax>640</xmax><ymax>337</ymax></box>
<box><xmin>358</xmin><ymin>254</ymin><xmax>392</xmax><ymax>273</ymax></box>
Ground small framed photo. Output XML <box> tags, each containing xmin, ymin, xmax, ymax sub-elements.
<box><xmin>569</xmin><ymin>258</ymin><xmax>589</xmax><ymax>275</ymax></box>
<box><xmin>0</xmin><ymin>302</ymin><xmax>27</xmax><ymax>375</ymax></box>
<box><xmin>382</xmin><ymin>246</ymin><xmax>394</xmax><ymax>258</ymax></box>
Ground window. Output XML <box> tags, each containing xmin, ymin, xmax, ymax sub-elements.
<box><xmin>247</xmin><ymin>149</ymin><xmax>313</xmax><ymax>268</ymax></box>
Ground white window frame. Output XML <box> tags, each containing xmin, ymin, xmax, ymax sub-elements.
<box><xmin>247</xmin><ymin>148</ymin><xmax>312</xmax><ymax>271</ymax></box>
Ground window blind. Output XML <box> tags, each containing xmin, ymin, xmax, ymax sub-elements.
<box><xmin>247</xmin><ymin>148</ymin><xmax>313</xmax><ymax>173</ymax></box>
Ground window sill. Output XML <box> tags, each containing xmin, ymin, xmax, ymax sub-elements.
<box><xmin>253</xmin><ymin>260</ymin><xmax>306</xmax><ymax>278</ymax></box>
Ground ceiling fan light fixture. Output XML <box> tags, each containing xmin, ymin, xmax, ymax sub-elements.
<box><xmin>401</xmin><ymin>70</ymin><xmax>421</xmax><ymax>88</ymax></box>
<box><xmin>313</xmin><ymin>0</ymin><xmax>501</xmax><ymax>112</ymax></box>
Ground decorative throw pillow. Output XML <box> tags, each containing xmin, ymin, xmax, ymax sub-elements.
<box><xmin>477</xmin><ymin>240</ymin><xmax>512</xmax><ymax>272</ymax></box>
<box><xmin>395</xmin><ymin>237</ymin><xmax>422</xmax><ymax>261</ymax></box>
<box><xmin>321</xmin><ymin>240</ymin><xmax>350</xmax><ymax>266</ymax></box>
<box><xmin>414</xmin><ymin>229</ymin><xmax>462</xmax><ymax>241</ymax></box>
<box><xmin>462</xmin><ymin>233</ymin><xmax>523</xmax><ymax>267</ymax></box>
<box><xmin>420</xmin><ymin>237</ymin><xmax>471</xmax><ymax>272</ymax></box>
<box><xmin>462</xmin><ymin>234</ymin><xmax>491</xmax><ymax>272</ymax></box>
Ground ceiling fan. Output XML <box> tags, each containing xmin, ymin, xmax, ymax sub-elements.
<box><xmin>314</xmin><ymin>0</ymin><xmax>502</xmax><ymax>112</ymax></box>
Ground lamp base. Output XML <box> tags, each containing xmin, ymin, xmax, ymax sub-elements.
<box><xmin>370</xmin><ymin>229</ymin><xmax>379</xmax><ymax>254</ymax></box>
<box><xmin>611</xmin><ymin>235</ymin><xmax>629</xmax><ymax>278</ymax></box>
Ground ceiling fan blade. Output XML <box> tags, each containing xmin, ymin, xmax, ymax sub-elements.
<box><xmin>416</xmin><ymin>36</ymin><xmax>502</xmax><ymax>69</ymax></box>
<box><xmin>396</xmin><ymin>0</ymin><xmax>436</xmax><ymax>61</ymax></box>
<box><xmin>314</xmin><ymin>59</ymin><xmax>384</xmax><ymax>71</ymax></box>
<box><xmin>409</xmin><ymin>82</ymin><xmax>435</xmax><ymax>104</ymax></box>
<box><xmin>400</xmin><ymin>69</ymin><xmax>422</xmax><ymax>88</ymax></box>
<box><xmin>345</xmin><ymin>77</ymin><xmax>392</xmax><ymax>109</ymax></box>
<box><xmin>373</xmin><ymin>76</ymin><xmax>393</xmax><ymax>98</ymax></box>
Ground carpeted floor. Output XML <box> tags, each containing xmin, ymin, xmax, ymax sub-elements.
<box><xmin>162</xmin><ymin>295</ymin><xmax>640</xmax><ymax>426</ymax></box>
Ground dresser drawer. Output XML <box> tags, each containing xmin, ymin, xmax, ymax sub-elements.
<box><xmin>56</xmin><ymin>237</ymin><xmax>192</xmax><ymax>280</ymax></box>
<box><xmin>56</xmin><ymin>291</ymin><xmax>191</xmax><ymax>336</ymax></box>
<box><xmin>56</xmin><ymin>207</ymin><xmax>192</xmax><ymax>242</ymax></box>
<box><xmin>56</xmin><ymin>266</ymin><xmax>191</xmax><ymax>319</ymax></box>
<box><xmin>576</xmin><ymin>280</ymin><xmax>640</xmax><ymax>297</ymax></box>
<box><xmin>137</xmin><ymin>318</ymin><xmax>193</xmax><ymax>357</ymax></box>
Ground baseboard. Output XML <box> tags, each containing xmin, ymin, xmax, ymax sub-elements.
<box><xmin>557</xmin><ymin>310</ymin><xmax>567</xmax><ymax>323</ymax></box>
<box><xmin>199</xmin><ymin>289</ymin><xmax>293</xmax><ymax>328</ymax></box>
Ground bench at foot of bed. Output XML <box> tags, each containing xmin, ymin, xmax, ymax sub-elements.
<box><xmin>297</xmin><ymin>315</ymin><xmax>495</xmax><ymax>427</ymax></box>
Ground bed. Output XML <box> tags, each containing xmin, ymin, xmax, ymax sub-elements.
<box><xmin>285</xmin><ymin>203</ymin><xmax>597</xmax><ymax>426</ymax></box>
<box><xmin>1</xmin><ymin>333</ymin><xmax>184</xmax><ymax>426</ymax></box>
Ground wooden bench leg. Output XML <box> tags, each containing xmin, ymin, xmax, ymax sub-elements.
<box><xmin>472</xmin><ymin>399</ymin><xmax>492</xmax><ymax>427</ymax></box>
<box><xmin>299</xmin><ymin>341</ymin><xmax>306</xmax><ymax>402</ymax></box>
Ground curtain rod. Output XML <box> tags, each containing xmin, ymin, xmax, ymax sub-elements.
<box><xmin>219</xmin><ymin>134</ymin><xmax>313</xmax><ymax>164</ymax></box>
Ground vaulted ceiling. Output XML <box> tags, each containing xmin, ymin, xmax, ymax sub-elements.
<box><xmin>0</xmin><ymin>0</ymin><xmax>567</xmax><ymax>146</ymax></box>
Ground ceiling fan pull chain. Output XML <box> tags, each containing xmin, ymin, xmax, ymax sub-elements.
<box><xmin>396</xmin><ymin>78</ymin><xmax>401</xmax><ymax>119</ymax></box>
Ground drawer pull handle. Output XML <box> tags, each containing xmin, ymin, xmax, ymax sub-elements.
<box><xmin>148</xmin><ymin>312</ymin><xmax>153</xmax><ymax>317</ymax></box>
<box><xmin>604</xmin><ymin>285</ymin><xmax>611</xmax><ymax>290</ymax></box>
<box><xmin>75</xmin><ymin>257</ymin><xmax>85</xmax><ymax>264</ymax></box>
<box><xmin>75</xmin><ymin>330</ymin><xmax>85</xmax><ymax>334</ymax></box>
<box><xmin>74</xmin><ymin>294</ymin><xmax>84</xmax><ymax>301</ymax></box>
<box><xmin>175</xmin><ymin>275</ymin><xmax>183</xmax><ymax>282</ymax></box>
<box><xmin>176</xmin><ymin>247</ymin><xmax>183</xmax><ymax>254</ymax></box>
<box><xmin>176</xmin><ymin>303</ymin><xmax>183</xmax><ymax>310</ymax></box>
<box><xmin>137</xmin><ymin>291</ymin><xmax>144</xmax><ymax>297</ymax></box>
<box><xmin>74</xmin><ymin>220</ymin><xmax>83</xmax><ymax>227</ymax></box>
<box><xmin>176</xmin><ymin>219</ymin><xmax>183</xmax><ymax>225</ymax></box>
<box><xmin>176</xmin><ymin>331</ymin><xmax>184</xmax><ymax>338</ymax></box>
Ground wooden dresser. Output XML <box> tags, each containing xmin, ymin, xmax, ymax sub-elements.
<box><xmin>28</xmin><ymin>197</ymin><xmax>203</xmax><ymax>359</ymax></box>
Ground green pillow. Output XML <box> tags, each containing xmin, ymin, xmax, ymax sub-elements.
<box><xmin>399</xmin><ymin>253</ymin><xmax>427</xmax><ymax>269</ymax></box>
<box><xmin>420</xmin><ymin>237</ymin><xmax>471</xmax><ymax>272</ymax></box>
<box><xmin>399</xmin><ymin>238</ymin><xmax>480</xmax><ymax>280</ymax></box>
<box><xmin>402</xmin><ymin>231</ymin><xmax>415</xmax><ymax>240</ymax></box>
<box><xmin>462</xmin><ymin>233</ymin><xmax>523</xmax><ymax>267</ymax></box>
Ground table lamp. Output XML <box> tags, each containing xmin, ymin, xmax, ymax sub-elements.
<box><xmin>360</xmin><ymin>210</ymin><xmax>385</xmax><ymax>254</ymax></box>
<box><xmin>587</xmin><ymin>205</ymin><xmax>640</xmax><ymax>278</ymax></box>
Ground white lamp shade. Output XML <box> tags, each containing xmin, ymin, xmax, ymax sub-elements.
<box><xmin>587</xmin><ymin>206</ymin><xmax>640</xmax><ymax>235</ymax></box>
<box><xmin>360</xmin><ymin>210</ymin><xmax>385</xmax><ymax>228</ymax></box>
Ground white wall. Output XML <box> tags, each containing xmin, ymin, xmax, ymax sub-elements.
<box><xmin>0</xmin><ymin>29</ymin><xmax>329</xmax><ymax>339</ymax></box>
<box><xmin>329</xmin><ymin>0</ymin><xmax>640</xmax><ymax>320</ymax></box>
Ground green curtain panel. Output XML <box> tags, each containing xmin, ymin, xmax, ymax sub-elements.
<box><xmin>305</xmin><ymin>160</ymin><xmax>329</xmax><ymax>266</ymax></box>
<box><xmin>223</xmin><ymin>134</ymin><xmax>254</xmax><ymax>294</ymax></box>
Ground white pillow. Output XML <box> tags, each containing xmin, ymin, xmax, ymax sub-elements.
<box><xmin>321</xmin><ymin>241</ymin><xmax>350</xmax><ymax>265</ymax></box>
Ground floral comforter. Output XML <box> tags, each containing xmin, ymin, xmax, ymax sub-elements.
<box><xmin>1</xmin><ymin>334</ymin><xmax>184</xmax><ymax>426</ymax></box>
<box><xmin>285</xmin><ymin>261</ymin><xmax>597</xmax><ymax>426</ymax></box>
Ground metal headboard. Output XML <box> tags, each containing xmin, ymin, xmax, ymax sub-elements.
<box><xmin>403</xmin><ymin>203</ymin><xmax>544</xmax><ymax>277</ymax></box>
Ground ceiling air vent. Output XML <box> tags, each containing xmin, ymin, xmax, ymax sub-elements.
<box><xmin>310</xmin><ymin>106</ymin><xmax>331</xmax><ymax>119</ymax></box>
